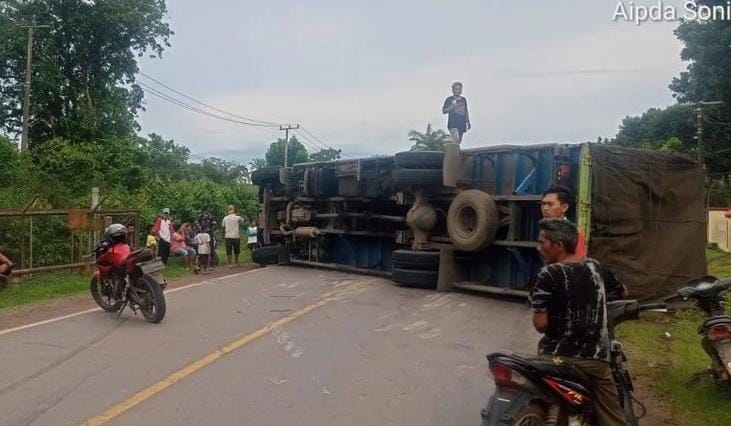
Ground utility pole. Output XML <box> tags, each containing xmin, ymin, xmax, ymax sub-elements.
<box><xmin>693</xmin><ymin>101</ymin><xmax>723</xmax><ymax>166</ymax></box>
<box><xmin>280</xmin><ymin>124</ymin><xmax>299</xmax><ymax>167</ymax></box>
<box><xmin>19</xmin><ymin>23</ymin><xmax>49</xmax><ymax>151</ymax></box>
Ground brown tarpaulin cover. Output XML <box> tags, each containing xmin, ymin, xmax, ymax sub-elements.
<box><xmin>588</xmin><ymin>144</ymin><xmax>707</xmax><ymax>300</ymax></box>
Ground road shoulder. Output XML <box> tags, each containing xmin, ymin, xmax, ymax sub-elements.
<box><xmin>0</xmin><ymin>264</ymin><xmax>259</xmax><ymax>332</ymax></box>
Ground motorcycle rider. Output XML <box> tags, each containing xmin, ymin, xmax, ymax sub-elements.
<box><xmin>530</xmin><ymin>219</ymin><xmax>629</xmax><ymax>426</ymax></box>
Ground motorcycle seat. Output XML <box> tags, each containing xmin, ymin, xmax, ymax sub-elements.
<box><xmin>126</xmin><ymin>249</ymin><xmax>155</xmax><ymax>264</ymax></box>
<box><xmin>490</xmin><ymin>352</ymin><xmax>591</xmax><ymax>386</ymax></box>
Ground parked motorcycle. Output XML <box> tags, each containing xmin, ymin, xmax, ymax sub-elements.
<box><xmin>668</xmin><ymin>276</ymin><xmax>731</xmax><ymax>385</ymax></box>
<box><xmin>90</xmin><ymin>224</ymin><xmax>167</xmax><ymax>323</ymax></box>
<box><xmin>480</xmin><ymin>300</ymin><xmax>666</xmax><ymax>426</ymax></box>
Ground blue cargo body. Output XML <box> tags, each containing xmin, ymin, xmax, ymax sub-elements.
<box><xmin>253</xmin><ymin>142</ymin><xmax>705</xmax><ymax>299</ymax></box>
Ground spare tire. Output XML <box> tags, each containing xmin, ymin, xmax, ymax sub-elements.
<box><xmin>447</xmin><ymin>190</ymin><xmax>499</xmax><ymax>252</ymax></box>
<box><xmin>393</xmin><ymin>168</ymin><xmax>443</xmax><ymax>189</ymax></box>
<box><xmin>252</xmin><ymin>245</ymin><xmax>283</xmax><ymax>265</ymax></box>
<box><xmin>392</xmin><ymin>268</ymin><xmax>438</xmax><ymax>289</ymax></box>
<box><xmin>392</xmin><ymin>250</ymin><xmax>440</xmax><ymax>271</ymax></box>
<box><xmin>395</xmin><ymin>151</ymin><xmax>444</xmax><ymax>169</ymax></box>
<box><xmin>251</xmin><ymin>166</ymin><xmax>281</xmax><ymax>186</ymax></box>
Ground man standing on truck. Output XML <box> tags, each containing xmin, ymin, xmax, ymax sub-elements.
<box><xmin>531</xmin><ymin>219</ymin><xmax>629</xmax><ymax>426</ymax></box>
<box><xmin>541</xmin><ymin>185</ymin><xmax>587</xmax><ymax>258</ymax></box>
<box><xmin>442</xmin><ymin>81</ymin><xmax>471</xmax><ymax>144</ymax></box>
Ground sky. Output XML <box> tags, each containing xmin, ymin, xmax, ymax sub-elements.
<box><xmin>137</xmin><ymin>0</ymin><xmax>690</xmax><ymax>164</ymax></box>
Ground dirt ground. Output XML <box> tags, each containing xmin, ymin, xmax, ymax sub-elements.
<box><xmin>633</xmin><ymin>378</ymin><xmax>674</xmax><ymax>425</ymax></box>
<box><xmin>0</xmin><ymin>264</ymin><xmax>258</xmax><ymax>331</ymax></box>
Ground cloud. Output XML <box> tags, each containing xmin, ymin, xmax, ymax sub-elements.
<box><xmin>137</xmin><ymin>1</ymin><xmax>687</xmax><ymax>164</ymax></box>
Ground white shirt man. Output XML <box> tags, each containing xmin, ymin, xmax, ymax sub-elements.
<box><xmin>222</xmin><ymin>210</ymin><xmax>246</xmax><ymax>266</ymax></box>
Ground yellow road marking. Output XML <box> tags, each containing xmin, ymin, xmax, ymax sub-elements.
<box><xmin>81</xmin><ymin>281</ymin><xmax>369</xmax><ymax>426</ymax></box>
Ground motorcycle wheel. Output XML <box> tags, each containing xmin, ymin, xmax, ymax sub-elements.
<box><xmin>511</xmin><ymin>403</ymin><xmax>546</xmax><ymax>426</ymax></box>
<box><xmin>90</xmin><ymin>276</ymin><xmax>123</xmax><ymax>312</ymax></box>
<box><xmin>133</xmin><ymin>275</ymin><xmax>166</xmax><ymax>323</ymax></box>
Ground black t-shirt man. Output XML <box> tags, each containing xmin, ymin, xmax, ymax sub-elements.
<box><xmin>530</xmin><ymin>259</ymin><xmax>624</xmax><ymax>362</ymax></box>
<box><xmin>530</xmin><ymin>219</ymin><xmax>629</xmax><ymax>426</ymax></box>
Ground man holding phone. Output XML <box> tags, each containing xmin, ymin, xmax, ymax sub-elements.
<box><xmin>442</xmin><ymin>81</ymin><xmax>471</xmax><ymax>144</ymax></box>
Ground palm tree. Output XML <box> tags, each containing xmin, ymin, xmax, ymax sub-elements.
<box><xmin>249</xmin><ymin>157</ymin><xmax>267</xmax><ymax>170</ymax></box>
<box><xmin>408</xmin><ymin>124</ymin><xmax>451</xmax><ymax>151</ymax></box>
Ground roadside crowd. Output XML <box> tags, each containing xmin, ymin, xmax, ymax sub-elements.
<box><xmin>147</xmin><ymin>204</ymin><xmax>259</xmax><ymax>274</ymax></box>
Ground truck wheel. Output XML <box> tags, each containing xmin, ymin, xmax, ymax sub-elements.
<box><xmin>316</xmin><ymin>168</ymin><xmax>338</xmax><ymax>196</ymax></box>
<box><xmin>392</xmin><ymin>250</ymin><xmax>440</xmax><ymax>271</ymax></box>
<box><xmin>447</xmin><ymin>190</ymin><xmax>499</xmax><ymax>251</ymax></box>
<box><xmin>304</xmin><ymin>168</ymin><xmax>317</xmax><ymax>196</ymax></box>
<box><xmin>395</xmin><ymin>151</ymin><xmax>444</xmax><ymax>169</ymax></box>
<box><xmin>252</xmin><ymin>166</ymin><xmax>281</xmax><ymax>186</ymax></box>
<box><xmin>392</xmin><ymin>268</ymin><xmax>438</xmax><ymax>289</ymax></box>
<box><xmin>393</xmin><ymin>169</ymin><xmax>443</xmax><ymax>189</ymax></box>
<box><xmin>252</xmin><ymin>245</ymin><xmax>283</xmax><ymax>265</ymax></box>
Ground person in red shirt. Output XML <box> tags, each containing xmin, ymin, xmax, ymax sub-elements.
<box><xmin>540</xmin><ymin>186</ymin><xmax>587</xmax><ymax>258</ymax></box>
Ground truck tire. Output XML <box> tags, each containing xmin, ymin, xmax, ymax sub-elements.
<box><xmin>447</xmin><ymin>190</ymin><xmax>499</xmax><ymax>251</ymax></box>
<box><xmin>252</xmin><ymin>245</ymin><xmax>283</xmax><ymax>265</ymax></box>
<box><xmin>395</xmin><ymin>151</ymin><xmax>444</xmax><ymax>169</ymax></box>
<box><xmin>392</xmin><ymin>250</ymin><xmax>440</xmax><ymax>271</ymax></box>
<box><xmin>393</xmin><ymin>168</ymin><xmax>443</xmax><ymax>189</ymax></box>
<box><xmin>392</xmin><ymin>268</ymin><xmax>438</xmax><ymax>289</ymax></box>
<box><xmin>317</xmin><ymin>168</ymin><xmax>338</xmax><ymax>196</ymax></box>
<box><xmin>304</xmin><ymin>168</ymin><xmax>317</xmax><ymax>196</ymax></box>
<box><xmin>252</xmin><ymin>166</ymin><xmax>281</xmax><ymax>186</ymax></box>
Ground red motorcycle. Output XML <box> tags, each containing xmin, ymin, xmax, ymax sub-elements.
<box><xmin>91</xmin><ymin>224</ymin><xmax>167</xmax><ymax>323</ymax></box>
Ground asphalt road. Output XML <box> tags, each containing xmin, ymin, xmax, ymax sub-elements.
<box><xmin>0</xmin><ymin>266</ymin><xmax>538</xmax><ymax>426</ymax></box>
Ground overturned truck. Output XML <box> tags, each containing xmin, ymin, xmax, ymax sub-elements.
<box><xmin>251</xmin><ymin>143</ymin><xmax>706</xmax><ymax>299</ymax></box>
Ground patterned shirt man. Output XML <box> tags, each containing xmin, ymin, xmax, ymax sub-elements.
<box><xmin>530</xmin><ymin>259</ymin><xmax>623</xmax><ymax>361</ymax></box>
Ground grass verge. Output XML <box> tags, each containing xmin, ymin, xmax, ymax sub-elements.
<box><xmin>0</xmin><ymin>245</ymin><xmax>252</xmax><ymax>312</ymax></box>
<box><xmin>617</xmin><ymin>248</ymin><xmax>731</xmax><ymax>426</ymax></box>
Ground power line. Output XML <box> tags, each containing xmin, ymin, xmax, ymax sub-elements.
<box><xmin>299</xmin><ymin>125</ymin><xmax>341</xmax><ymax>152</ymax></box>
<box><xmin>141</xmin><ymin>84</ymin><xmax>329</xmax><ymax>155</ymax></box>
<box><xmin>139</xmin><ymin>72</ymin><xmax>281</xmax><ymax>127</ymax></box>
<box><xmin>293</xmin><ymin>128</ymin><xmax>328</xmax><ymax>151</ymax></box>
<box><xmin>138</xmin><ymin>82</ymin><xmax>279</xmax><ymax>128</ymax></box>
<box><xmin>704</xmin><ymin>114</ymin><xmax>731</xmax><ymax>126</ymax></box>
<box><xmin>137</xmin><ymin>73</ymin><xmax>351</xmax><ymax>157</ymax></box>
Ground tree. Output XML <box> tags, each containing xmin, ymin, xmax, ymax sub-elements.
<box><xmin>264</xmin><ymin>136</ymin><xmax>309</xmax><ymax>166</ymax></box>
<box><xmin>249</xmin><ymin>157</ymin><xmax>266</xmax><ymax>170</ymax></box>
<box><xmin>0</xmin><ymin>0</ymin><xmax>172</xmax><ymax>145</ymax></box>
<box><xmin>664</xmin><ymin>0</ymin><xmax>731</xmax><ymax>172</ymax></box>
<box><xmin>138</xmin><ymin>133</ymin><xmax>190</xmax><ymax>181</ymax></box>
<box><xmin>612</xmin><ymin>105</ymin><xmax>696</xmax><ymax>154</ymax></box>
<box><xmin>408</xmin><ymin>124</ymin><xmax>451</xmax><ymax>151</ymax></box>
<box><xmin>193</xmin><ymin>157</ymin><xmax>250</xmax><ymax>185</ymax></box>
<box><xmin>309</xmin><ymin>148</ymin><xmax>342</xmax><ymax>162</ymax></box>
